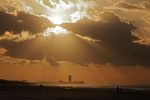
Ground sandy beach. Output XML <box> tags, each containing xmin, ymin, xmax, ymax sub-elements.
<box><xmin>0</xmin><ymin>79</ymin><xmax>150</xmax><ymax>100</ymax></box>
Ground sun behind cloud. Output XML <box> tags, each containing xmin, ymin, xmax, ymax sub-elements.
<box><xmin>48</xmin><ymin>16</ymin><xmax>63</xmax><ymax>25</ymax></box>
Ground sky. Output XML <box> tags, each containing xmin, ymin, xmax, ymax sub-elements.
<box><xmin>0</xmin><ymin>0</ymin><xmax>150</xmax><ymax>86</ymax></box>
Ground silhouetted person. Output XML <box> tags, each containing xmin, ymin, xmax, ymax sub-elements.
<box><xmin>117</xmin><ymin>86</ymin><xmax>120</xmax><ymax>93</ymax></box>
<box><xmin>117</xmin><ymin>86</ymin><xmax>123</xmax><ymax>93</ymax></box>
<box><xmin>40</xmin><ymin>84</ymin><xmax>43</xmax><ymax>88</ymax></box>
<box><xmin>120</xmin><ymin>88</ymin><xmax>123</xmax><ymax>93</ymax></box>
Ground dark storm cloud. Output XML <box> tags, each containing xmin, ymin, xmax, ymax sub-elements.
<box><xmin>1</xmin><ymin>11</ymin><xmax>150</xmax><ymax>66</ymax></box>
<box><xmin>0</xmin><ymin>47</ymin><xmax>49</xmax><ymax>65</ymax></box>
<box><xmin>0</xmin><ymin>35</ymin><xmax>101</xmax><ymax>65</ymax></box>
<box><xmin>61</xmin><ymin>12</ymin><xmax>150</xmax><ymax>66</ymax></box>
<box><xmin>107</xmin><ymin>1</ymin><xmax>150</xmax><ymax>46</ymax></box>
<box><xmin>0</xmin><ymin>11</ymin><xmax>53</xmax><ymax>35</ymax></box>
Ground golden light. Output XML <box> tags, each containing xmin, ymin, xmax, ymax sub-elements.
<box><xmin>49</xmin><ymin>16</ymin><xmax>63</xmax><ymax>25</ymax></box>
<box><xmin>43</xmin><ymin>26</ymin><xmax>69</xmax><ymax>36</ymax></box>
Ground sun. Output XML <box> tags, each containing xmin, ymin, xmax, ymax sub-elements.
<box><xmin>49</xmin><ymin>16</ymin><xmax>63</xmax><ymax>25</ymax></box>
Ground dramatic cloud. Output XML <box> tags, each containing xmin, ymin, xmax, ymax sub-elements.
<box><xmin>107</xmin><ymin>0</ymin><xmax>150</xmax><ymax>12</ymax></box>
<box><xmin>0</xmin><ymin>31</ymin><xmax>36</xmax><ymax>42</ymax></box>
<box><xmin>0</xmin><ymin>0</ymin><xmax>32</xmax><ymax>15</ymax></box>
<box><xmin>0</xmin><ymin>11</ymin><xmax>149</xmax><ymax>66</ymax></box>
<box><xmin>62</xmin><ymin>11</ymin><xmax>150</xmax><ymax>65</ymax></box>
<box><xmin>0</xmin><ymin>48</ymin><xmax>7</xmax><ymax>55</ymax></box>
<box><xmin>113</xmin><ymin>1</ymin><xmax>145</xmax><ymax>11</ymax></box>
<box><xmin>2</xmin><ymin>0</ymin><xmax>98</xmax><ymax>24</ymax></box>
<box><xmin>105</xmin><ymin>0</ymin><xmax>150</xmax><ymax>46</ymax></box>
<box><xmin>0</xmin><ymin>12</ymin><xmax>53</xmax><ymax>35</ymax></box>
<box><xmin>75</xmin><ymin>34</ymin><xmax>100</xmax><ymax>42</ymax></box>
<box><xmin>0</xmin><ymin>47</ymin><xmax>59</xmax><ymax>65</ymax></box>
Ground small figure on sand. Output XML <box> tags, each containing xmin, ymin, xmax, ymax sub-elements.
<box><xmin>117</xmin><ymin>86</ymin><xmax>123</xmax><ymax>93</ymax></box>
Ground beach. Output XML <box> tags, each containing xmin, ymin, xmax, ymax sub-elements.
<box><xmin>0</xmin><ymin>85</ymin><xmax>150</xmax><ymax>100</ymax></box>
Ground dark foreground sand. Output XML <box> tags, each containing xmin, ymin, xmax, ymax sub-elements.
<box><xmin>0</xmin><ymin>80</ymin><xmax>150</xmax><ymax>100</ymax></box>
<box><xmin>0</xmin><ymin>86</ymin><xmax>150</xmax><ymax>100</ymax></box>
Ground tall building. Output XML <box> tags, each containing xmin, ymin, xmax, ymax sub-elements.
<box><xmin>68</xmin><ymin>75</ymin><xmax>72</xmax><ymax>83</ymax></box>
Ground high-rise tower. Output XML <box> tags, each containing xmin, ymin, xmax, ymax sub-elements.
<box><xmin>68</xmin><ymin>75</ymin><xmax>72</xmax><ymax>83</ymax></box>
